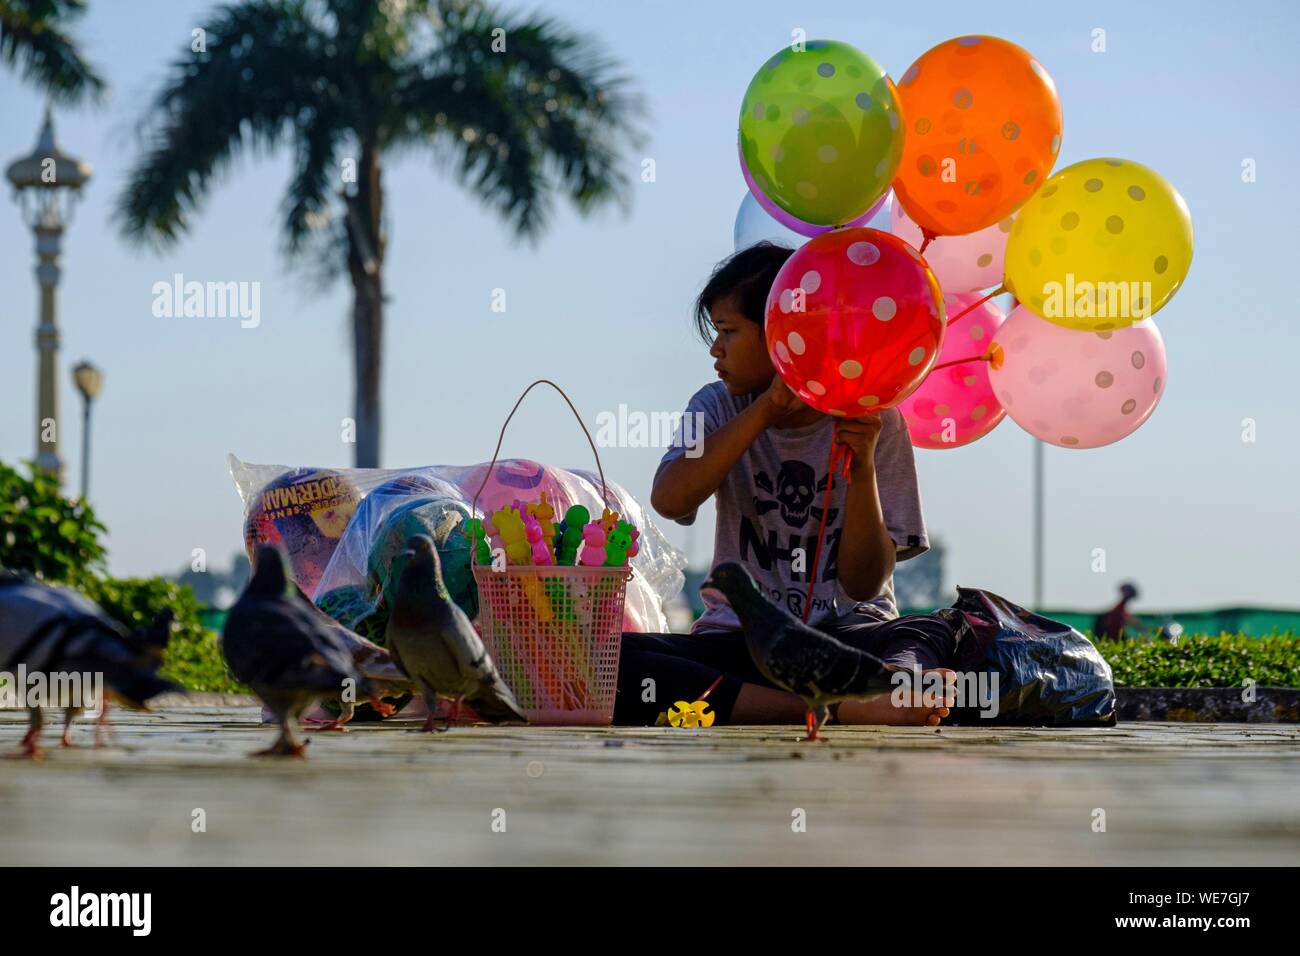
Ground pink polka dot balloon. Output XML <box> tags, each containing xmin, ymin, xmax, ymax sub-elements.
<box><xmin>990</xmin><ymin>305</ymin><xmax>1167</xmax><ymax>449</ymax></box>
<box><xmin>764</xmin><ymin>227</ymin><xmax>945</xmax><ymax>416</ymax></box>
<box><xmin>890</xmin><ymin>195</ymin><xmax>1014</xmax><ymax>294</ymax></box>
<box><xmin>899</xmin><ymin>292</ymin><xmax>1008</xmax><ymax>449</ymax></box>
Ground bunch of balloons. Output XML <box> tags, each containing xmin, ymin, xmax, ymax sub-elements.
<box><xmin>737</xmin><ymin>34</ymin><xmax>1193</xmax><ymax>450</ymax></box>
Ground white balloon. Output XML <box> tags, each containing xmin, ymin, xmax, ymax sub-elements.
<box><xmin>863</xmin><ymin>190</ymin><xmax>895</xmax><ymax>232</ymax></box>
<box><xmin>732</xmin><ymin>192</ymin><xmax>805</xmax><ymax>251</ymax></box>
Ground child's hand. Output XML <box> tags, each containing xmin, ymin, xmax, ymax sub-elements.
<box><xmin>834</xmin><ymin>415</ymin><xmax>884</xmax><ymax>475</ymax></box>
<box><xmin>759</xmin><ymin>375</ymin><xmax>811</xmax><ymax>425</ymax></box>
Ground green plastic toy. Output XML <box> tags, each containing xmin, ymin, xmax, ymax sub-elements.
<box><xmin>556</xmin><ymin>505</ymin><xmax>589</xmax><ymax>566</ymax></box>
<box><xmin>605</xmin><ymin>519</ymin><xmax>635</xmax><ymax>567</ymax></box>
<box><xmin>468</xmin><ymin>517</ymin><xmax>492</xmax><ymax>566</ymax></box>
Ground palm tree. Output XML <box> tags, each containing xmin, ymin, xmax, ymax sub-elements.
<box><xmin>0</xmin><ymin>0</ymin><xmax>104</xmax><ymax>100</ymax></box>
<box><xmin>118</xmin><ymin>0</ymin><xmax>642</xmax><ymax>467</ymax></box>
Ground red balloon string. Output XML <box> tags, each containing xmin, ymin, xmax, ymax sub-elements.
<box><xmin>945</xmin><ymin>285</ymin><xmax>1005</xmax><ymax>326</ymax></box>
<box><xmin>929</xmin><ymin>349</ymin><xmax>993</xmax><ymax>373</ymax></box>
<box><xmin>801</xmin><ymin>443</ymin><xmax>850</xmax><ymax>624</ymax></box>
<box><xmin>917</xmin><ymin>229</ymin><xmax>936</xmax><ymax>255</ymax></box>
<box><xmin>698</xmin><ymin>673</ymin><xmax>725</xmax><ymax>701</ymax></box>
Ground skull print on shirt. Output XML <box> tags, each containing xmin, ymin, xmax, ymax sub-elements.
<box><xmin>753</xmin><ymin>461</ymin><xmax>839</xmax><ymax>529</ymax></box>
<box><xmin>743</xmin><ymin>460</ymin><xmax>841</xmax><ymax>587</ymax></box>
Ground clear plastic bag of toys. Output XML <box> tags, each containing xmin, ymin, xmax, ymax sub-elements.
<box><xmin>228</xmin><ymin>454</ymin><xmax>686</xmax><ymax>640</ymax></box>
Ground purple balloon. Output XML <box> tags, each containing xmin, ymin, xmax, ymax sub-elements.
<box><xmin>738</xmin><ymin>141</ymin><xmax>885</xmax><ymax>237</ymax></box>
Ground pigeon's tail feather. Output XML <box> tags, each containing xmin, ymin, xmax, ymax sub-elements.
<box><xmin>467</xmin><ymin>678</ymin><xmax>527</xmax><ymax>723</ymax></box>
<box><xmin>836</xmin><ymin>661</ymin><xmax>897</xmax><ymax>699</ymax></box>
<box><xmin>107</xmin><ymin>668</ymin><xmax>182</xmax><ymax>708</ymax></box>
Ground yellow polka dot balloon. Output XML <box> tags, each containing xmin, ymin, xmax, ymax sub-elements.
<box><xmin>1004</xmin><ymin>158</ymin><xmax>1193</xmax><ymax>331</ymax></box>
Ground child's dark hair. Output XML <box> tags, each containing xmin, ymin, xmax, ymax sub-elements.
<box><xmin>693</xmin><ymin>242</ymin><xmax>794</xmax><ymax>342</ymax></box>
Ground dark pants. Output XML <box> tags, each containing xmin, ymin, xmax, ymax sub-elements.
<box><xmin>612</xmin><ymin>612</ymin><xmax>957</xmax><ymax>725</ymax></box>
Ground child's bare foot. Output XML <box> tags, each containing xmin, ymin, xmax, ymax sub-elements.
<box><xmin>835</xmin><ymin>668</ymin><xmax>958</xmax><ymax>726</ymax></box>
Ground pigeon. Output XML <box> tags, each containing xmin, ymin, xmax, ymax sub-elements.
<box><xmin>288</xmin><ymin>584</ymin><xmax>416</xmax><ymax>730</ymax></box>
<box><xmin>385</xmin><ymin>535</ymin><xmax>525</xmax><ymax>731</ymax></box>
<box><xmin>701</xmin><ymin>561</ymin><xmax>898</xmax><ymax>741</ymax></box>
<box><xmin>221</xmin><ymin>546</ymin><xmax>371</xmax><ymax>756</ymax></box>
<box><xmin>0</xmin><ymin>569</ymin><xmax>179</xmax><ymax>758</ymax></box>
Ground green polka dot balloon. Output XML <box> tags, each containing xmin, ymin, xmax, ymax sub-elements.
<box><xmin>739</xmin><ymin>40</ymin><xmax>904</xmax><ymax>227</ymax></box>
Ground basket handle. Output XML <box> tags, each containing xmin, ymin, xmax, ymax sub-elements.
<box><xmin>470</xmin><ymin>379</ymin><xmax>611</xmax><ymax>530</ymax></box>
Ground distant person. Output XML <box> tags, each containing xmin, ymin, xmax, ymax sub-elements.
<box><xmin>1094</xmin><ymin>582</ymin><xmax>1141</xmax><ymax>640</ymax></box>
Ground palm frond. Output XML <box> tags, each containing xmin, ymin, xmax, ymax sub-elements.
<box><xmin>116</xmin><ymin>0</ymin><xmax>339</xmax><ymax>249</ymax></box>
<box><xmin>390</xmin><ymin>0</ymin><xmax>645</xmax><ymax>241</ymax></box>
<box><xmin>392</xmin><ymin>69</ymin><xmax>550</xmax><ymax>237</ymax></box>
<box><xmin>0</xmin><ymin>0</ymin><xmax>105</xmax><ymax>102</ymax></box>
<box><xmin>282</xmin><ymin>104</ymin><xmax>348</xmax><ymax>253</ymax></box>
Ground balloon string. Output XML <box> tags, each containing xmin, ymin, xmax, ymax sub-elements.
<box><xmin>917</xmin><ymin>229</ymin><xmax>936</xmax><ymax>255</ymax></box>
<box><xmin>929</xmin><ymin>350</ymin><xmax>992</xmax><ymax>373</ymax></box>
<box><xmin>698</xmin><ymin>674</ymin><xmax>724</xmax><ymax>701</ymax></box>
<box><xmin>802</xmin><ymin>443</ymin><xmax>850</xmax><ymax>624</ymax></box>
<box><xmin>945</xmin><ymin>285</ymin><xmax>1005</xmax><ymax>326</ymax></box>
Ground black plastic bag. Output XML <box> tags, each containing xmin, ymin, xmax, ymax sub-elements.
<box><xmin>937</xmin><ymin>586</ymin><xmax>1116</xmax><ymax>727</ymax></box>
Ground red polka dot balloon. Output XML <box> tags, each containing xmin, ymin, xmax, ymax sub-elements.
<box><xmin>764</xmin><ymin>227</ymin><xmax>945</xmax><ymax>415</ymax></box>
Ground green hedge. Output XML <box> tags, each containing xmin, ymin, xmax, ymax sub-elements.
<box><xmin>1097</xmin><ymin>633</ymin><xmax>1300</xmax><ymax>688</ymax></box>
<box><xmin>0</xmin><ymin>461</ymin><xmax>106</xmax><ymax>584</ymax></box>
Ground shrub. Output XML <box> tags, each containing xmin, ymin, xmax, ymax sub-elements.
<box><xmin>1098</xmin><ymin>633</ymin><xmax>1300</xmax><ymax>688</ymax></box>
<box><xmin>0</xmin><ymin>461</ymin><xmax>106</xmax><ymax>584</ymax></box>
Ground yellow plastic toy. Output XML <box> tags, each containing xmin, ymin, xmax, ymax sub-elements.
<box><xmin>659</xmin><ymin>699</ymin><xmax>716</xmax><ymax>728</ymax></box>
<box><xmin>598</xmin><ymin>507</ymin><xmax>620</xmax><ymax>535</ymax></box>
<box><xmin>491</xmin><ymin>505</ymin><xmax>531</xmax><ymax>565</ymax></box>
<box><xmin>527</xmin><ymin>492</ymin><xmax>557</xmax><ymax>548</ymax></box>
<box><xmin>490</xmin><ymin>504</ymin><xmax>552</xmax><ymax>622</ymax></box>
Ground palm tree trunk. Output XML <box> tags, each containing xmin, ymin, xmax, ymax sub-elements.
<box><xmin>345</xmin><ymin>141</ymin><xmax>385</xmax><ymax>468</ymax></box>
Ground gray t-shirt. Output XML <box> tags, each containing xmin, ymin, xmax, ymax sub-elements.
<box><xmin>657</xmin><ymin>382</ymin><xmax>928</xmax><ymax>633</ymax></box>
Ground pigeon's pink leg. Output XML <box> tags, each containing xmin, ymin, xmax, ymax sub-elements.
<box><xmin>252</xmin><ymin>738</ymin><xmax>309</xmax><ymax>758</ymax></box>
<box><xmin>253</xmin><ymin>719</ymin><xmax>310</xmax><ymax>757</ymax></box>
<box><xmin>303</xmin><ymin>708</ymin><xmax>351</xmax><ymax>732</ymax></box>
<box><xmin>304</xmin><ymin>718</ymin><xmax>350</xmax><ymax>732</ymax></box>
<box><xmin>9</xmin><ymin>728</ymin><xmax>45</xmax><ymax>759</ymax></box>
<box><xmin>94</xmin><ymin>700</ymin><xmax>112</xmax><ymax>747</ymax></box>
<box><xmin>802</xmin><ymin>709</ymin><xmax>828</xmax><ymax>743</ymax></box>
<box><xmin>416</xmin><ymin>689</ymin><xmax>450</xmax><ymax>733</ymax></box>
<box><xmin>7</xmin><ymin>713</ymin><xmax>45</xmax><ymax>760</ymax></box>
<box><xmin>367</xmin><ymin>695</ymin><xmax>396</xmax><ymax>718</ymax></box>
<box><xmin>61</xmin><ymin>712</ymin><xmax>76</xmax><ymax>747</ymax></box>
<box><xmin>305</xmin><ymin>699</ymin><xmax>358</xmax><ymax>732</ymax></box>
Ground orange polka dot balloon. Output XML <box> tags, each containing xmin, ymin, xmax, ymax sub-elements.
<box><xmin>894</xmin><ymin>35</ymin><xmax>1062</xmax><ymax>238</ymax></box>
<box><xmin>765</xmin><ymin>228</ymin><xmax>945</xmax><ymax>416</ymax></box>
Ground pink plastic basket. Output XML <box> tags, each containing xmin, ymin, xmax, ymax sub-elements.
<box><xmin>468</xmin><ymin>380</ymin><xmax>631</xmax><ymax>726</ymax></box>
<box><xmin>473</xmin><ymin>564</ymin><xmax>630</xmax><ymax>725</ymax></box>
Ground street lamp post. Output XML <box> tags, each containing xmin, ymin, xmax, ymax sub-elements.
<box><xmin>5</xmin><ymin>107</ymin><xmax>92</xmax><ymax>482</ymax></box>
<box><xmin>71</xmin><ymin>361</ymin><xmax>103</xmax><ymax>501</ymax></box>
<box><xmin>1033</xmin><ymin>438</ymin><xmax>1044</xmax><ymax>610</ymax></box>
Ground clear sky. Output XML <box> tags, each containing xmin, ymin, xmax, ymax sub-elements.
<box><xmin>1</xmin><ymin>0</ymin><xmax>1297</xmax><ymax>611</ymax></box>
